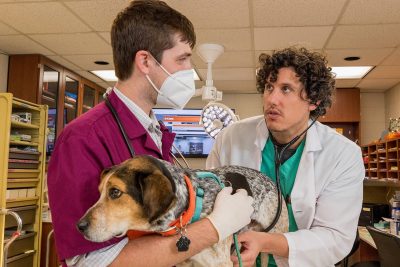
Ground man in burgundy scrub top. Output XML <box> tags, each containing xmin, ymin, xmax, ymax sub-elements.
<box><xmin>47</xmin><ymin>1</ymin><xmax>254</xmax><ymax>266</ymax></box>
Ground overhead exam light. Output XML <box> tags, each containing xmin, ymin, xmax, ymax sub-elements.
<box><xmin>201</xmin><ymin>102</ymin><xmax>238</xmax><ymax>138</ymax></box>
<box><xmin>194</xmin><ymin>43</ymin><xmax>224</xmax><ymax>101</ymax></box>
<box><xmin>194</xmin><ymin>43</ymin><xmax>238</xmax><ymax>138</ymax></box>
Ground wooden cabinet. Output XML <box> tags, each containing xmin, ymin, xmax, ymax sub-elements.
<box><xmin>362</xmin><ymin>138</ymin><xmax>400</xmax><ymax>182</ymax></box>
<box><xmin>319</xmin><ymin>88</ymin><xmax>360</xmax><ymax>142</ymax></box>
<box><xmin>7</xmin><ymin>54</ymin><xmax>106</xmax><ymax>161</ymax></box>
<box><xmin>0</xmin><ymin>93</ymin><xmax>47</xmax><ymax>267</ymax></box>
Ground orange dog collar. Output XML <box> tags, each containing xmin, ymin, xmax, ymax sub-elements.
<box><xmin>127</xmin><ymin>174</ymin><xmax>195</xmax><ymax>239</ymax></box>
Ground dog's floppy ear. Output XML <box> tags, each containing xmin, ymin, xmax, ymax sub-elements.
<box><xmin>137</xmin><ymin>171</ymin><xmax>176</xmax><ymax>223</ymax></box>
<box><xmin>98</xmin><ymin>167</ymin><xmax>115</xmax><ymax>192</ymax></box>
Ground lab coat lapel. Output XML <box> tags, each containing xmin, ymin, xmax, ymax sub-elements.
<box><xmin>291</xmin><ymin>121</ymin><xmax>322</xmax><ymax>229</ymax></box>
<box><xmin>254</xmin><ymin>117</ymin><xmax>269</xmax><ymax>170</ymax></box>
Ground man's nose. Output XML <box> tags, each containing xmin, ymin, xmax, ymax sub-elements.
<box><xmin>265</xmin><ymin>88</ymin><xmax>281</xmax><ymax>104</ymax></box>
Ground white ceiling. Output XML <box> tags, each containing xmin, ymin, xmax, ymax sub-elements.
<box><xmin>0</xmin><ymin>0</ymin><xmax>400</xmax><ymax>93</ymax></box>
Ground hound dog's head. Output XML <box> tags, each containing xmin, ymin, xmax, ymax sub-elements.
<box><xmin>77</xmin><ymin>155</ymin><xmax>177</xmax><ymax>242</ymax></box>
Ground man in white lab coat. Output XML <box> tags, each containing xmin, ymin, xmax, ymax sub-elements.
<box><xmin>207</xmin><ymin>47</ymin><xmax>364</xmax><ymax>267</ymax></box>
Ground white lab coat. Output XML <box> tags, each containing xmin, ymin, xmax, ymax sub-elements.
<box><xmin>206</xmin><ymin>115</ymin><xmax>364</xmax><ymax>267</ymax></box>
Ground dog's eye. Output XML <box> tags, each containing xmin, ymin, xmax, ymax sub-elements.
<box><xmin>109</xmin><ymin>188</ymin><xmax>122</xmax><ymax>199</ymax></box>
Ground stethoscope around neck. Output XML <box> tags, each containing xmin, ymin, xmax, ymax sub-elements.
<box><xmin>104</xmin><ymin>94</ymin><xmax>190</xmax><ymax>169</ymax></box>
<box><xmin>263</xmin><ymin>115</ymin><xmax>319</xmax><ymax>232</ymax></box>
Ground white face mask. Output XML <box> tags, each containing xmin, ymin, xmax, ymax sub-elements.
<box><xmin>146</xmin><ymin>56</ymin><xmax>195</xmax><ymax>110</ymax></box>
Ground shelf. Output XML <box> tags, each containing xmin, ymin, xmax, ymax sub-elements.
<box><xmin>41</xmin><ymin>95</ymin><xmax>55</xmax><ymax>103</ymax></box>
<box><xmin>64</xmin><ymin>103</ymin><xmax>75</xmax><ymax>109</ymax></box>
<box><xmin>10</xmin><ymin>140</ymin><xmax>39</xmax><ymax>146</ymax></box>
<box><xmin>1</xmin><ymin>93</ymin><xmax>46</xmax><ymax>267</ymax></box>
<box><xmin>6</xmin><ymin>196</ymin><xmax>39</xmax><ymax>208</ymax></box>
<box><xmin>11</xmin><ymin>121</ymin><xmax>40</xmax><ymax>129</ymax></box>
<box><xmin>42</xmin><ymin>90</ymin><xmax>56</xmax><ymax>98</ymax></box>
<box><xmin>64</xmin><ymin>96</ymin><xmax>77</xmax><ymax>104</ymax></box>
<box><xmin>7</xmin><ymin>179</ymin><xmax>40</xmax><ymax>188</ymax></box>
<box><xmin>12</xmin><ymin>100</ymin><xmax>40</xmax><ymax>112</ymax></box>
<box><xmin>364</xmin><ymin>179</ymin><xmax>400</xmax><ymax>187</ymax></box>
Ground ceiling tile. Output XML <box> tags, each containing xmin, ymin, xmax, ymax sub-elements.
<box><xmin>358</xmin><ymin>78</ymin><xmax>400</xmax><ymax>91</ymax></box>
<box><xmin>64</xmin><ymin>0</ymin><xmax>130</xmax><ymax>32</ymax></box>
<box><xmin>340</xmin><ymin>0</ymin><xmax>400</xmax><ymax>24</ymax></box>
<box><xmin>47</xmin><ymin>55</ymin><xmax>83</xmax><ymax>71</ymax></box>
<box><xmin>365</xmin><ymin>66</ymin><xmax>400</xmax><ymax>79</ymax></box>
<box><xmin>254</xmin><ymin>26</ymin><xmax>333</xmax><ymax>50</ymax></box>
<box><xmin>198</xmin><ymin>68</ymin><xmax>255</xmax><ymax>81</ymax></box>
<box><xmin>0</xmin><ymin>21</ymin><xmax>18</xmax><ymax>35</ymax></box>
<box><xmin>166</xmin><ymin>0</ymin><xmax>249</xmax><ymax>29</ymax></box>
<box><xmin>0</xmin><ymin>35</ymin><xmax>53</xmax><ymax>55</ymax></box>
<box><xmin>0</xmin><ymin>2</ymin><xmax>91</xmax><ymax>34</ymax></box>
<box><xmin>253</xmin><ymin>0</ymin><xmax>346</xmax><ymax>27</ymax></box>
<box><xmin>335</xmin><ymin>79</ymin><xmax>360</xmax><ymax>88</ymax></box>
<box><xmin>192</xmin><ymin>50</ymin><xmax>254</xmax><ymax>69</ymax></box>
<box><xmin>29</xmin><ymin>33</ymin><xmax>111</xmax><ymax>55</ymax></box>
<box><xmin>381</xmin><ymin>47</ymin><xmax>400</xmax><ymax>66</ymax></box>
<box><xmin>327</xmin><ymin>24</ymin><xmax>400</xmax><ymax>49</ymax></box>
<box><xmin>98</xmin><ymin>32</ymin><xmax>111</xmax><ymax>44</ymax></box>
<box><xmin>196</xmin><ymin>29</ymin><xmax>252</xmax><ymax>51</ymax></box>
<box><xmin>63</xmin><ymin>54</ymin><xmax>114</xmax><ymax>70</ymax></box>
<box><xmin>325</xmin><ymin>48</ymin><xmax>394</xmax><ymax>66</ymax></box>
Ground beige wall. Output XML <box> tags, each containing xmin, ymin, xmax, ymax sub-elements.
<box><xmin>360</xmin><ymin>92</ymin><xmax>386</xmax><ymax>145</ymax></box>
<box><xmin>385</xmin><ymin>83</ymin><xmax>400</xmax><ymax>129</ymax></box>
<box><xmin>0</xmin><ymin>54</ymin><xmax>8</xmax><ymax>92</ymax></box>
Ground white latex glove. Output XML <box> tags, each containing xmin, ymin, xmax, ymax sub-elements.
<box><xmin>207</xmin><ymin>187</ymin><xmax>254</xmax><ymax>241</ymax></box>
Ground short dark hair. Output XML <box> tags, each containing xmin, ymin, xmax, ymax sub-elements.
<box><xmin>111</xmin><ymin>0</ymin><xmax>196</xmax><ymax>81</ymax></box>
<box><xmin>256</xmin><ymin>47</ymin><xmax>335</xmax><ymax>118</ymax></box>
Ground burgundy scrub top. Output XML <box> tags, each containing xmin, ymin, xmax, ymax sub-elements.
<box><xmin>47</xmin><ymin>90</ymin><xmax>175</xmax><ymax>261</ymax></box>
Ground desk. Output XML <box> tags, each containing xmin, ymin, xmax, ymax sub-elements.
<box><xmin>358</xmin><ymin>226</ymin><xmax>376</xmax><ymax>249</ymax></box>
<box><xmin>357</xmin><ymin>226</ymin><xmax>379</xmax><ymax>262</ymax></box>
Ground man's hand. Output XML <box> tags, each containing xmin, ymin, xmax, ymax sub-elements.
<box><xmin>231</xmin><ymin>230</ymin><xmax>265</xmax><ymax>267</ymax></box>
<box><xmin>207</xmin><ymin>187</ymin><xmax>254</xmax><ymax>241</ymax></box>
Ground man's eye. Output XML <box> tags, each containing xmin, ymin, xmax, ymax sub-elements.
<box><xmin>282</xmin><ymin>86</ymin><xmax>292</xmax><ymax>93</ymax></box>
<box><xmin>265</xmin><ymin>84</ymin><xmax>273</xmax><ymax>91</ymax></box>
<box><xmin>109</xmin><ymin>188</ymin><xmax>122</xmax><ymax>199</ymax></box>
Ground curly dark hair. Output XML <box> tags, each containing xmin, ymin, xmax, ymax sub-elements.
<box><xmin>256</xmin><ymin>47</ymin><xmax>335</xmax><ymax>118</ymax></box>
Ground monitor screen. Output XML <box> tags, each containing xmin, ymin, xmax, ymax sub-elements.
<box><xmin>153</xmin><ymin>108</ymin><xmax>217</xmax><ymax>158</ymax></box>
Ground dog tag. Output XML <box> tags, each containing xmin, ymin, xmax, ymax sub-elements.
<box><xmin>176</xmin><ymin>235</ymin><xmax>191</xmax><ymax>252</ymax></box>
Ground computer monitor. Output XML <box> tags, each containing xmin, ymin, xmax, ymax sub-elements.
<box><xmin>153</xmin><ymin>108</ymin><xmax>230</xmax><ymax>158</ymax></box>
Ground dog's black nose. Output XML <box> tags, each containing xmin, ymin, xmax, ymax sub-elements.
<box><xmin>77</xmin><ymin>219</ymin><xmax>89</xmax><ymax>233</ymax></box>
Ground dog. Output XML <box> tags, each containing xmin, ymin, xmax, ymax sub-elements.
<box><xmin>77</xmin><ymin>155</ymin><xmax>288</xmax><ymax>266</ymax></box>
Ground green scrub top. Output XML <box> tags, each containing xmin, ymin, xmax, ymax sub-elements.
<box><xmin>260</xmin><ymin>137</ymin><xmax>305</xmax><ymax>267</ymax></box>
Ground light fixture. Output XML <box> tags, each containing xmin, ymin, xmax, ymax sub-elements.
<box><xmin>90</xmin><ymin>69</ymin><xmax>200</xmax><ymax>82</ymax></box>
<box><xmin>94</xmin><ymin>60</ymin><xmax>109</xmax><ymax>65</ymax></box>
<box><xmin>200</xmin><ymin>102</ymin><xmax>238</xmax><ymax>138</ymax></box>
<box><xmin>90</xmin><ymin>70</ymin><xmax>117</xmax><ymax>81</ymax></box>
<box><xmin>194</xmin><ymin>43</ymin><xmax>225</xmax><ymax>101</ymax></box>
<box><xmin>344</xmin><ymin>56</ymin><xmax>360</xmax><ymax>61</ymax></box>
<box><xmin>331</xmin><ymin>66</ymin><xmax>373</xmax><ymax>79</ymax></box>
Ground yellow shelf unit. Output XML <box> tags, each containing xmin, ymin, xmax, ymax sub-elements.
<box><xmin>0</xmin><ymin>93</ymin><xmax>47</xmax><ymax>267</ymax></box>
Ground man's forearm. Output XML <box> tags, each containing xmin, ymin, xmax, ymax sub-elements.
<box><xmin>261</xmin><ymin>233</ymin><xmax>289</xmax><ymax>258</ymax></box>
<box><xmin>110</xmin><ymin>218</ymin><xmax>218</xmax><ymax>267</ymax></box>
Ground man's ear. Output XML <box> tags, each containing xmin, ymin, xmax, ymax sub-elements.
<box><xmin>137</xmin><ymin>172</ymin><xmax>176</xmax><ymax>223</ymax></box>
<box><xmin>309</xmin><ymin>100</ymin><xmax>321</xmax><ymax>112</ymax></box>
<box><xmin>135</xmin><ymin>50</ymin><xmax>153</xmax><ymax>75</ymax></box>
